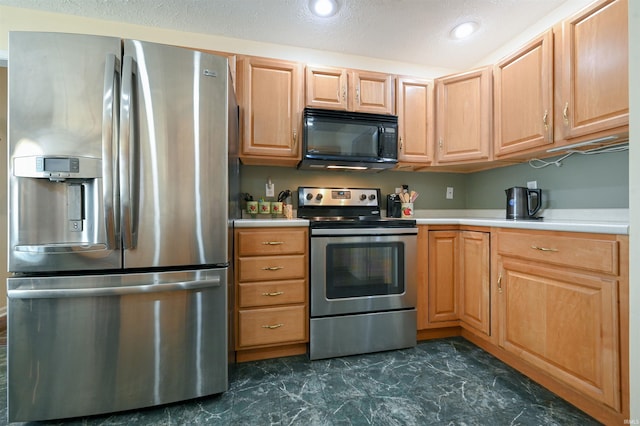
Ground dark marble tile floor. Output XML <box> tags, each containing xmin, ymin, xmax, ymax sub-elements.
<box><xmin>0</xmin><ymin>336</ymin><xmax>600</xmax><ymax>425</ymax></box>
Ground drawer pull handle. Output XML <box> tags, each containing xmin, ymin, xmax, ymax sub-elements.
<box><xmin>262</xmin><ymin>291</ymin><xmax>284</xmax><ymax>297</ymax></box>
<box><xmin>531</xmin><ymin>245</ymin><xmax>558</xmax><ymax>252</ymax></box>
<box><xmin>262</xmin><ymin>241</ymin><xmax>284</xmax><ymax>245</ymax></box>
<box><xmin>261</xmin><ymin>323</ymin><xmax>284</xmax><ymax>329</ymax></box>
<box><xmin>262</xmin><ymin>266</ymin><xmax>283</xmax><ymax>271</ymax></box>
<box><xmin>498</xmin><ymin>273</ymin><xmax>503</xmax><ymax>294</ymax></box>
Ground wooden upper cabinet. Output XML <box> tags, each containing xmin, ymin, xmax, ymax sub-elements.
<box><xmin>494</xmin><ymin>30</ymin><xmax>554</xmax><ymax>157</ymax></box>
<box><xmin>435</xmin><ymin>66</ymin><xmax>492</xmax><ymax>164</ymax></box>
<box><xmin>305</xmin><ymin>65</ymin><xmax>394</xmax><ymax>114</ymax></box>
<box><xmin>351</xmin><ymin>70</ymin><xmax>394</xmax><ymax>114</ymax></box>
<box><xmin>557</xmin><ymin>0</ymin><xmax>628</xmax><ymax>142</ymax></box>
<box><xmin>305</xmin><ymin>65</ymin><xmax>348</xmax><ymax>110</ymax></box>
<box><xmin>396</xmin><ymin>77</ymin><xmax>434</xmax><ymax>165</ymax></box>
<box><xmin>236</xmin><ymin>56</ymin><xmax>303</xmax><ymax>166</ymax></box>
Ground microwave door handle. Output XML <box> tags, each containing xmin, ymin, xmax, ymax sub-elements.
<box><xmin>102</xmin><ymin>53</ymin><xmax>118</xmax><ymax>249</ymax></box>
<box><xmin>377</xmin><ymin>126</ymin><xmax>384</xmax><ymax>156</ymax></box>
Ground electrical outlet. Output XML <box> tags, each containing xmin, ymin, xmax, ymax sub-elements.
<box><xmin>446</xmin><ymin>187</ymin><xmax>454</xmax><ymax>199</ymax></box>
<box><xmin>265</xmin><ymin>183</ymin><xmax>275</xmax><ymax>197</ymax></box>
<box><xmin>527</xmin><ymin>181</ymin><xmax>538</xmax><ymax>189</ymax></box>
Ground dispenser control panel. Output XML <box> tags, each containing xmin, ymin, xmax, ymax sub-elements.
<box><xmin>36</xmin><ymin>157</ymin><xmax>80</xmax><ymax>174</ymax></box>
<box><xmin>13</xmin><ymin>155</ymin><xmax>101</xmax><ymax>181</ymax></box>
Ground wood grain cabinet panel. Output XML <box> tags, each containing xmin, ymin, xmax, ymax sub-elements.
<box><xmin>497</xmin><ymin>229</ymin><xmax>624</xmax><ymax>412</ymax></box>
<box><xmin>237</xmin><ymin>228</ymin><xmax>307</xmax><ymax>256</ymax></box>
<box><xmin>435</xmin><ymin>67</ymin><xmax>492</xmax><ymax>164</ymax></box>
<box><xmin>305</xmin><ymin>65</ymin><xmax>394</xmax><ymax>115</ymax></box>
<box><xmin>498</xmin><ymin>258</ymin><xmax>620</xmax><ymax>410</ymax></box>
<box><xmin>396</xmin><ymin>77</ymin><xmax>434</xmax><ymax>166</ymax></box>
<box><xmin>238</xmin><ymin>305</ymin><xmax>307</xmax><ymax>347</ymax></box>
<box><xmin>234</xmin><ymin>227</ymin><xmax>308</xmax><ymax>360</ymax></box>
<box><xmin>236</xmin><ymin>56</ymin><xmax>303</xmax><ymax>166</ymax></box>
<box><xmin>459</xmin><ymin>231</ymin><xmax>490</xmax><ymax>335</ymax></box>
<box><xmin>557</xmin><ymin>0</ymin><xmax>628</xmax><ymax>142</ymax></box>
<box><xmin>494</xmin><ymin>30</ymin><xmax>554</xmax><ymax>157</ymax></box>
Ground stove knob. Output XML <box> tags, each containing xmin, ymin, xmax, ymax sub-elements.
<box><xmin>306</xmin><ymin>193</ymin><xmax>313</xmax><ymax>201</ymax></box>
<box><xmin>359</xmin><ymin>194</ymin><xmax>367</xmax><ymax>201</ymax></box>
<box><xmin>369</xmin><ymin>194</ymin><xmax>376</xmax><ymax>201</ymax></box>
<box><xmin>316</xmin><ymin>193</ymin><xmax>323</xmax><ymax>201</ymax></box>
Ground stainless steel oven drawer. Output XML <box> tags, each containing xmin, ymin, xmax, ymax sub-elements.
<box><xmin>309</xmin><ymin>309</ymin><xmax>416</xmax><ymax>360</ymax></box>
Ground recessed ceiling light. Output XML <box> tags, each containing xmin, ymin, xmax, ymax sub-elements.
<box><xmin>309</xmin><ymin>0</ymin><xmax>339</xmax><ymax>17</ymax></box>
<box><xmin>450</xmin><ymin>21</ymin><xmax>479</xmax><ymax>40</ymax></box>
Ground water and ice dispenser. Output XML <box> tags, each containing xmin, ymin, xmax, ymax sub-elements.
<box><xmin>9</xmin><ymin>155</ymin><xmax>115</xmax><ymax>272</ymax></box>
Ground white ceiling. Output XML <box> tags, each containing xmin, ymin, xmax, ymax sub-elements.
<box><xmin>0</xmin><ymin>0</ymin><xmax>571</xmax><ymax>70</ymax></box>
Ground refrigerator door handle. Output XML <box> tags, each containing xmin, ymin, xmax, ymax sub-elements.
<box><xmin>120</xmin><ymin>54</ymin><xmax>134</xmax><ymax>249</ymax></box>
<box><xmin>7</xmin><ymin>275</ymin><xmax>222</xmax><ymax>299</ymax></box>
<box><xmin>102</xmin><ymin>53</ymin><xmax>119</xmax><ymax>249</ymax></box>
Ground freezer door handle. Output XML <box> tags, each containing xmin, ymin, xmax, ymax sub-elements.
<box><xmin>7</xmin><ymin>275</ymin><xmax>222</xmax><ymax>299</ymax></box>
<box><xmin>102</xmin><ymin>53</ymin><xmax>119</xmax><ymax>249</ymax></box>
<box><xmin>14</xmin><ymin>243</ymin><xmax>108</xmax><ymax>253</ymax></box>
<box><xmin>120</xmin><ymin>54</ymin><xmax>134</xmax><ymax>250</ymax></box>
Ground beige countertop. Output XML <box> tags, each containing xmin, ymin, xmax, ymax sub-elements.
<box><xmin>234</xmin><ymin>209</ymin><xmax>629</xmax><ymax>235</ymax></box>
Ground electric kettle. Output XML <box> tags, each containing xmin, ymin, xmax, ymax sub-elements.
<box><xmin>505</xmin><ymin>187</ymin><xmax>542</xmax><ymax>220</ymax></box>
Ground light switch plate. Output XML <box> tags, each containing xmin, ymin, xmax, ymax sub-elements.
<box><xmin>266</xmin><ymin>183</ymin><xmax>275</xmax><ymax>197</ymax></box>
<box><xmin>446</xmin><ymin>187</ymin><xmax>454</xmax><ymax>199</ymax></box>
<box><xmin>527</xmin><ymin>181</ymin><xmax>537</xmax><ymax>189</ymax></box>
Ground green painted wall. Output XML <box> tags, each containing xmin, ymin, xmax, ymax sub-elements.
<box><xmin>464</xmin><ymin>150</ymin><xmax>629</xmax><ymax>209</ymax></box>
<box><xmin>239</xmin><ymin>149</ymin><xmax>628</xmax><ymax>211</ymax></box>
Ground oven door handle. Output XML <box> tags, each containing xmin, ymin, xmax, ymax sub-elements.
<box><xmin>311</xmin><ymin>227</ymin><xmax>418</xmax><ymax>236</ymax></box>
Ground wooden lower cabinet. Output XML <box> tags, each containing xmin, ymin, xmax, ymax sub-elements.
<box><xmin>416</xmin><ymin>226</ymin><xmax>628</xmax><ymax>424</ymax></box>
<box><xmin>419</xmin><ymin>227</ymin><xmax>490</xmax><ymax>339</ymax></box>
<box><xmin>491</xmin><ymin>229</ymin><xmax>628</xmax><ymax>424</ymax></box>
<box><xmin>234</xmin><ymin>227</ymin><xmax>309</xmax><ymax>362</ymax></box>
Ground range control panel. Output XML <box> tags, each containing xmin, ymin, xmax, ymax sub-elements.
<box><xmin>298</xmin><ymin>187</ymin><xmax>380</xmax><ymax>208</ymax></box>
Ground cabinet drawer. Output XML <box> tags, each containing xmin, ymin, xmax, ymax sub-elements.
<box><xmin>238</xmin><ymin>305</ymin><xmax>307</xmax><ymax>347</ymax></box>
<box><xmin>498</xmin><ymin>231</ymin><xmax>618</xmax><ymax>275</ymax></box>
<box><xmin>238</xmin><ymin>255</ymin><xmax>306</xmax><ymax>282</ymax></box>
<box><xmin>238</xmin><ymin>279</ymin><xmax>306</xmax><ymax>308</ymax></box>
<box><xmin>237</xmin><ymin>228</ymin><xmax>307</xmax><ymax>256</ymax></box>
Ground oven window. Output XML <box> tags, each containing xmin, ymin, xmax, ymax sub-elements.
<box><xmin>325</xmin><ymin>242</ymin><xmax>404</xmax><ymax>298</ymax></box>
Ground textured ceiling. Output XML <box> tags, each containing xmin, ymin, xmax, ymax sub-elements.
<box><xmin>0</xmin><ymin>0</ymin><xmax>569</xmax><ymax>70</ymax></box>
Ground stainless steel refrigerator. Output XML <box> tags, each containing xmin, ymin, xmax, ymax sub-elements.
<box><xmin>6</xmin><ymin>32</ymin><xmax>239</xmax><ymax>422</ymax></box>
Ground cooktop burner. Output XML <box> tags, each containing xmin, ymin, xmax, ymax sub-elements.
<box><xmin>297</xmin><ymin>187</ymin><xmax>416</xmax><ymax>228</ymax></box>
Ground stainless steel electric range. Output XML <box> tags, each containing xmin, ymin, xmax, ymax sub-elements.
<box><xmin>297</xmin><ymin>187</ymin><xmax>418</xmax><ymax>360</ymax></box>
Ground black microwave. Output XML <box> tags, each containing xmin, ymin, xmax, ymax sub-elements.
<box><xmin>298</xmin><ymin>108</ymin><xmax>398</xmax><ymax>171</ymax></box>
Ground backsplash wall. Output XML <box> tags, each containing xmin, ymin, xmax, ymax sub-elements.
<box><xmin>240</xmin><ymin>149</ymin><xmax>629</xmax><ymax>212</ymax></box>
<box><xmin>239</xmin><ymin>166</ymin><xmax>467</xmax><ymax>210</ymax></box>
<box><xmin>464</xmin><ymin>149</ymin><xmax>629</xmax><ymax>209</ymax></box>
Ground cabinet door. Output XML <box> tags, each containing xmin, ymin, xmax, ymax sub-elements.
<box><xmin>237</xmin><ymin>57</ymin><xmax>303</xmax><ymax>165</ymax></box>
<box><xmin>428</xmin><ymin>231</ymin><xmax>458</xmax><ymax>323</ymax></box>
<box><xmin>396</xmin><ymin>77</ymin><xmax>434</xmax><ymax>165</ymax></box>
<box><xmin>459</xmin><ymin>231</ymin><xmax>490</xmax><ymax>335</ymax></box>
<box><xmin>435</xmin><ymin>67</ymin><xmax>492</xmax><ymax>163</ymax></box>
<box><xmin>305</xmin><ymin>65</ymin><xmax>348</xmax><ymax>110</ymax></box>
<box><xmin>494</xmin><ymin>30</ymin><xmax>553</xmax><ymax>157</ymax></box>
<box><xmin>351</xmin><ymin>70</ymin><xmax>394</xmax><ymax>114</ymax></box>
<box><xmin>498</xmin><ymin>258</ymin><xmax>620</xmax><ymax>410</ymax></box>
<box><xmin>558</xmin><ymin>0</ymin><xmax>628</xmax><ymax>140</ymax></box>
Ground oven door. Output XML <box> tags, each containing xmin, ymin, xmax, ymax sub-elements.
<box><xmin>310</xmin><ymin>228</ymin><xmax>417</xmax><ymax>317</ymax></box>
